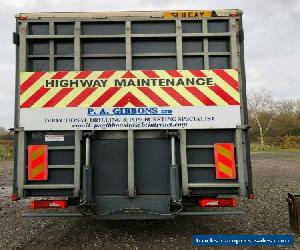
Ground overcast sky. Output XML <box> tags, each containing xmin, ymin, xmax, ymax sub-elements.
<box><xmin>0</xmin><ymin>0</ymin><xmax>299</xmax><ymax>128</ymax></box>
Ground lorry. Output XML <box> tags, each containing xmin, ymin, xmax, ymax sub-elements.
<box><xmin>12</xmin><ymin>9</ymin><xmax>253</xmax><ymax>219</ymax></box>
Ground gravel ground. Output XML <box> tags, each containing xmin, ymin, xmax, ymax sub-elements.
<box><xmin>1</xmin><ymin>152</ymin><xmax>300</xmax><ymax>249</ymax></box>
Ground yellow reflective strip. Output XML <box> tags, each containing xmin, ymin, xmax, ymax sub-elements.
<box><xmin>167</xmin><ymin>70</ymin><xmax>227</xmax><ymax>106</ymax></box>
<box><xmin>205</xmin><ymin>70</ymin><xmax>240</xmax><ymax>102</ymax></box>
<box><xmin>55</xmin><ymin>87</ymin><xmax>82</xmax><ymax>107</ymax></box>
<box><xmin>31</xmin><ymin>147</ymin><xmax>44</xmax><ymax>161</ymax></box>
<box><xmin>175</xmin><ymin>86</ymin><xmax>205</xmax><ymax>106</ymax></box>
<box><xmin>30</xmin><ymin>163</ymin><xmax>44</xmax><ymax>178</ymax></box>
<box><xmin>155</xmin><ymin>70</ymin><xmax>170</xmax><ymax>78</ymax></box>
<box><xmin>218</xmin><ymin>162</ymin><xmax>233</xmax><ymax>177</ymax></box>
<box><xmin>200</xmin><ymin>87</ymin><xmax>228</xmax><ymax>105</ymax></box>
<box><xmin>104</xmin><ymin>87</ymin><xmax>128</xmax><ymax>107</ymax></box>
<box><xmin>153</xmin><ymin>87</ymin><xmax>180</xmax><ymax>106</ymax></box>
<box><xmin>20</xmin><ymin>73</ymin><xmax>51</xmax><ymax>105</ymax></box>
<box><xmin>224</xmin><ymin>69</ymin><xmax>239</xmax><ymax>82</ymax></box>
<box><xmin>217</xmin><ymin>145</ymin><xmax>232</xmax><ymax>160</ymax></box>
<box><xmin>131</xmin><ymin>88</ymin><xmax>156</xmax><ymax>106</ymax></box>
<box><xmin>31</xmin><ymin>87</ymin><xmax>61</xmax><ymax>108</ymax></box>
<box><xmin>78</xmin><ymin>88</ymin><xmax>105</xmax><ymax>107</ymax></box>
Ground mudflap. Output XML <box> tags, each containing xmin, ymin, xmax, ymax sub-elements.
<box><xmin>92</xmin><ymin>195</ymin><xmax>174</xmax><ymax>220</ymax></box>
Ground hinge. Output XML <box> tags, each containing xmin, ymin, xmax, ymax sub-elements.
<box><xmin>239</xmin><ymin>29</ymin><xmax>244</xmax><ymax>42</ymax></box>
<box><xmin>13</xmin><ymin>32</ymin><xmax>19</xmax><ymax>45</ymax></box>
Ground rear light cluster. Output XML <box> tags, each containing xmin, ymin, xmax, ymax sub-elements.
<box><xmin>198</xmin><ymin>198</ymin><xmax>237</xmax><ymax>207</ymax></box>
<box><xmin>10</xmin><ymin>194</ymin><xmax>18</xmax><ymax>201</ymax></box>
<box><xmin>31</xmin><ymin>200</ymin><xmax>68</xmax><ymax>209</ymax></box>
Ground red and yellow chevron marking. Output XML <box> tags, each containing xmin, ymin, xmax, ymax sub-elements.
<box><xmin>28</xmin><ymin>145</ymin><xmax>48</xmax><ymax>181</ymax></box>
<box><xmin>214</xmin><ymin>143</ymin><xmax>236</xmax><ymax>179</ymax></box>
<box><xmin>19</xmin><ymin>69</ymin><xmax>240</xmax><ymax>108</ymax></box>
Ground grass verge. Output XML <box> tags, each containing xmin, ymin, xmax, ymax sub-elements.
<box><xmin>251</xmin><ymin>143</ymin><xmax>300</xmax><ymax>152</ymax></box>
<box><xmin>0</xmin><ymin>140</ymin><xmax>14</xmax><ymax>161</ymax></box>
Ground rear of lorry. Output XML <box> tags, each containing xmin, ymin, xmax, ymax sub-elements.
<box><xmin>13</xmin><ymin>10</ymin><xmax>253</xmax><ymax>219</ymax></box>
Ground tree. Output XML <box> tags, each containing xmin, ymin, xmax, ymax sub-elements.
<box><xmin>248</xmin><ymin>89</ymin><xmax>279</xmax><ymax>147</ymax></box>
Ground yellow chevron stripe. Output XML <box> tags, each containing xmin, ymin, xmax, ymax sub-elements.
<box><xmin>175</xmin><ymin>70</ymin><xmax>228</xmax><ymax>106</ymax></box>
<box><xmin>205</xmin><ymin>70</ymin><xmax>240</xmax><ymax>102</ymax></box>
<box><xmin>20</xmin><ymin>70</ymin><xmax>240</xmax><ymax>108</ymax></box>
<box><xmin>218</xmin><ymin>162</ymin><xmax>233</xmax><ymax>177</ymax></box>
<box><xmin>20</xmin><ymin>73</ymin><xmax>48</xmax><ymax>105</ymax></box>
<box><xmin>224</xmin><ymin>69</ymin><xmax>239</xmax><ymax>81</ymax></box>
<box><xmin>131</xmin><ymin>88</ymin><xmax>156</xmax><ymax>106</ymax></box>
<box><xmin>55</xmin><ymin>87</ymin><xmax>83</xmax><ymax>107</ymax></box>
<box><xmin>30</xmin><ymin>163</ymin><xmax>45</xmax><ymax>178</ymax></box>
<box><xmin>105</xmin><ymin>87</ymin><xmax>128</xmax><ymax>107</ymax></box>
<box><xmin>153</xmin><ymin>87</ymin><xmax>181</xmax><ymax>106</ymax></box>
<box><xmin>32</xmin><ymin>87</ymin><xmax>61</xmax><ymax>108</ymax></box>
<box><xmin>217</xmin><ymin>145</ymin><xmax>232</xmax><ymax>160</ymax></box>
<box><xmin>31</xmin><ymin>147</ymin><xmax>44</xmax><ymax>161</ymax></box>
<box><xmin>175</xmin><ymin>86</ymin><xmax>205</xmax><ymax>106</ymax></box>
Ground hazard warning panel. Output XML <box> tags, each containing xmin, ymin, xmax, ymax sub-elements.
<box><xmin>19</xmin><ymin>69</ymin><xmax>241</xmax><ymax>130</ymax></box>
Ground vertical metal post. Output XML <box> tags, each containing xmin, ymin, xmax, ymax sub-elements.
<box><xmin>170</xmin><ymin>134</ymin><xmax>180</xmax><ymax>202</ymax></box>
<box><xmin>85</xmin><ymin>137</ymin><xmax>90</xmax><ymax>166</ymax></box>
<box><xmin>235</xmin><ymin>128</ymin><xmax>247</xmax><ymax>196</ymax></box>
<box><xmin>126</xmin><ymin>21</ymin><xmax>135</xmax><ymax>198</ymax></box>
<box><xmin>49</xmin><ymin>21</ymin><xmax>55</xmax><ymax>71</ymax></box>
<box><xmin>180</xmin><ymin>130</ymin><xmax>189</xmax><ymax>196</ymax></box>
<box><xmin>74</xmin><ymin>22</ymin><xmax>82</xmax><ymax>198</ymax></box>
<box><xmin>229</xmin><ymin>18</ymin><xmax>238</xmax><ymax>69</ymax></box>
<box><xmin>202</xmin><ymin>19</ymin><xmax>209</xmax><ymax>69</ymax></box>
<box><xmin>82</xmin><ymin>135</ymin><xmax>92</xmax><ymax>201</ymax></box>
<box><xmin>171</xmin><ymin>135</ymin><xmax>176</xmax><ymax>165</ymax></box>
<box><xmin>239</xmin><ymin>15</ymin><xmax>253</xmax><ymax>194</ymax></box>
<box><xmin>125</xmin><ymin>21</ymin><xmax>132</xmax><ymax>70</ymax></box>
<box><xmin>16</xmin><ymin>21</ymin><xmax>28</xmax><ymax>198</ymax></box>
<box><xmin>73</xmin><ymin>131</ymin><xmax>81</xmax><ymax>197</ymax></box>
<box><xmin>128</xmin><ymin>130</ymin><xmax>135</xmax><ymax>198</ymax></box>
<box><xmin>74</xmin><ymin>22</ymin><xmax>81</xmax><ymax>70</ymax></box>
<box><xmin>17</xmin><ymin>130</ymin><xmax>26</xmax><ymax>198</ymax></box>
<box><xmin>176</xmin><ymin>20</ymin><xmax>183</xmax><ymax>69</ymax></box>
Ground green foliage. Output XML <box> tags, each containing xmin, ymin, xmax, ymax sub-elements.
<box><xmin>249</xmin><ymin>98</ymin><xmax>300</xmax><ymax>146</ymax></box>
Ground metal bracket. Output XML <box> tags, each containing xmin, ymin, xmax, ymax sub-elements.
<box><xmin>13</xmin><ymin>32</ymin><xmax>19</xmax><ymax>45</ymax></box>
<box><xmin>13</xmin><ymin>127</ymin><xmax>24</xmax><ymax>132</ymax></box>
<box><xmin>167</xmin><ymin>130</ymin><xmax>179</xmax><ymax>137</ymax></box>
<box><xmin>236</xmin><ymin>125</ymin><xmax>250</xmax><ymax>130</ymax></box>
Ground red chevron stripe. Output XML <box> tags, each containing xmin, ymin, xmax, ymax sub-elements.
<box><xmin>91</xmin><ymin>87</ymin><xmax>120</xmax><ymax>107</ymax></box>
<box><xmin>67</xmin><ymin>87</ymin><xmax>96</xmax><ymax>107</ymax></box>
<box><xmin>142</xmin><ymin>70</ymin><xmax>160</xmax><ymax>78</ymax></box>
<box><xmin>75</xmin><ymin>71</ymin><xmax>92</xmax><ymax>79</ymax></box>
<box><xmin>189</xmin><ymin>69</ymin><xmax>206</xmax><ymax>77</ymax></box>
<box><xmin>114</xmin><ymin>92</ymin><xmax>145</xmax><ymax>107</ymax></box>
<box><xmin>165</xmin><ymin>70</ymin><xmax>183</xmax><ymax>77</ymax></box>
<box><xmin>186</xmin><ymin>87</ymin><xmax>216</xmax><ymax>106</ymax></box>
<box><xmin>43</xmin><ymin>88</ymin><xmax>73</xmax><ymax>107</ymax></box>
<box><xmin>213</xmin><ymin>69</ymin><xmax>239</xmax><ymax>91</ymax></box>
<box><xmin>138</xmin><ymin>87</ymin><xmax>168</xmax><ymax>106</ymax></box>
<box><xmin>20</xmin><ymin>87</ymin><xmax>50</xmax><ymax>108</ymax></box>
<box><xmin>209</xmin><ymin>85</ymin><xmax>240</xmax><ymax>105</ymax></box>
<box><xmin>51</xmin><ymin>71</ymin><xmax>68</xmax><ymax>79</ymax></box>
<box><xmin>122</xmin><ymin>71</ymin><xmax>137</xmax><ymax>78</ymax></box>
<box><xmin>31</xmin><ymin>154</ymin><xmax>45</xmax><ymax>168</ymax></box>
<box><xmin>98</xmin><ymin>70</ymin><xmax>116</xmax><ymax>78</ymax></box>
<box><xmin>20</xmin><ymin>72</ymin><xmax>45</xmax><ymax>95</ymax></box>
<box><xmin>162</xmin><ymin>87</ymin><xmax>192</xmax><ymax>106</ymax></box>
<box><xmin>217</xmin><ymin>153</ymin><xmax>233</xmax><ymax>167</ymax></box>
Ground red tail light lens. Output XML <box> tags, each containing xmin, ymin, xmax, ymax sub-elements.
<box><xmin>198</xmin><ymin>198</ymin><xmax>237</xmax><ymax>207</ymax></box>
<box><xmin>11</xmin><ymin>194</ymin><xmax>18</xmax><ymax>201</ymax></box>
<box><xmin>31</xmin><ymin>200</ymin><xmax>68</xmax><ymax>209</ymax></box>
